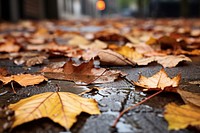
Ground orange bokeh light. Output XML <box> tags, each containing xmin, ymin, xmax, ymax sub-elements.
<box><xmin>96</xmin><ymin>0</ymin><xmax>106</xmax><ymax>11</ymax></box>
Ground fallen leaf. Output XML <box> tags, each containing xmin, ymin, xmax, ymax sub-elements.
<box><xmin>164</xmin><ymin>103</ymin><xmax>200</xmax><ymax>130</ymax></box>
<box><xmin>158</xmin><ymin>36</ymin><xmax>181</xmax><ymax>51</ymax></box>
<box><xmin>94</xmin><ymin>30</ymin><xmax>128</xmax><ymax>42</ymax></box>
<box><xmin>97</xmin><ymin>50</ymin><xmax>136</xmax><ymax>66</ymax></box>
<box><xmin>26</xmin><ymin>42</ymin><xmax>71</xmax><ymax>52</ymax></box>
<box><xmin>14</xmin><ymin>55</ymin><xmax>47</xmax><ymax>67</ymax></box>
<box><xmin>9</xmin><ymin>92</ymin><xmax>100</xmax><ymax>129</ymax></box>
<box><xmin>79</xmin><ymin>40</ymin><xmax>107</xmax><ymax>50</ymax></box>
<box><xmin>135</xmin><ymin>55</ymin><xmax>191</xmax><ymax>68</ymax></box>
<box><xmin>135</xmin><ymin>56</ymin><xmax>156</xmax><ymax>66</ymax></box>
<box><xmin>0</xmin><ymin>41</ymin><xmax>20</xmax><ymax>53</ymax></box>
<box><xmin>93</xmin><ymin>70</ymin><xmax>126</xmax><ymax>84</ymax></box>
<box><xmin>177</xmin><ymin>89</ymin><xmax>200</xmax><ymax>108</ymax></box>
<box><xmin>0</xmin><ymin>68</ymin><xmax>8</xmax><ymax>76</ymax></box>
<box><xmin>133</xmin><ymin>68</ymin><xmax>181</xmax><ymax>92</ymax></box>
<box><xmin>67</xmin><ymin>35</ymin><xmax>90</xmax><ymax>46</ymax></box>
<box><xmin>0</xmin><ymin>52</ymin><xmax>45</xmax><ymax>60</ymax></box>
<box><xmin>114</xmin><ymin>46</ymin><xmax>143</xmax><ymax>61</ymax></box>
<box><xmin>125</xmin><ymin>42</ymin><xmax>154</xmax><ymax>54</ymax></box>
<box><xmin>146</xmin><ymin>37</ymin><xmax>157</xmax><ymax>45</ymax></box>
<box><xmin>155</xmin><ymin>55</ymin><xmax>191</xmax><ymax>68</ymax></box>
<box><xmin>177</xmin><ymin>49</ymin><xmax>200</xmax><ymax>56</ymax></box>
<box><xmin>40</xmin><ymin>67</ymin><xmax>63</xmax><ymax>73</ymax></box>
<box><xmin>41</xmin><ymin>59</ymin><xmax>124</xmax><ymax>84</ymax></box>
<box><xmin>0</xmin><ymin>74</ymin><xmax>47</xmax><ymax>87</ymax></box>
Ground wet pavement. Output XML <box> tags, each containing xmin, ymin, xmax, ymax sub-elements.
<box><xmin>0</xmin><ymin>56</ymin><xmax>200</xmax><ymax>133</ymax></box>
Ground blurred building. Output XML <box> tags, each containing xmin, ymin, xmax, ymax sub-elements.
<box><xmin>0</xmin><ymin>0</ymin><xmax>199</xmax><ymax>21</ymax></box>
<box><xmin>0</xmin><ymin>0</ymin><xmax>119</xmax><ymax>21</ymax></box>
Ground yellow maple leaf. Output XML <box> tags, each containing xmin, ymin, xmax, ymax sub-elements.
<box><xmin>133</xmin><ymin>68</ymin><xmax>181</xmax><ymax>92</ymax></box>
<box><xmin>164</xmin><ymin>103</ymin><xmax>200</xmax><ymax>130</ymax></box>
<box><xmin>0</xmin><ymin>74</ymin><xmax>47</xmax><ymax>87</ymax></box>
<box><xmin>9</xmin><ymin>92</ymin><xmax>100</xmax><ymax>129</ymax></box>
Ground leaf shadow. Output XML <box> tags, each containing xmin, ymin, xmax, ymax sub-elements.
<box><xmin>11</xmin><ymin>118</ymin><xmax>65</xmax><ymax>133</ymax></box>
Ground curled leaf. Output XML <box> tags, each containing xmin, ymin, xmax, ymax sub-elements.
<box><xmin>177</xmin><ymin>89</ymin><xmax>200</xmax><ymax>108</ymax></box>
<box><xmin>97</xmin><ymin>50</ymin><xmax>136</xmax><ymax>66</ymax></box>
<box><xmin>135</xmin><ymin>55</ymin><xmax>191</xmax><ymax>68</ymax></box>
<box><xmin>133</xmin><ymin>68</ymin><xmax>181</xmax><ymax>92</ymax></box>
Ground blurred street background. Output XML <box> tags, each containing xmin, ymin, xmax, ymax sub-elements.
<box><xmin>0</xmin><ymin>0</ymin><xmax>200</xmax><ymax>22</ymax></box>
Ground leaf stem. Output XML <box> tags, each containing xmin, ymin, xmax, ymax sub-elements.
<box><xmin>11</xmin><ymin>82</ymin><xmax>16</xmax><ymax>94</ymax></box>
<box><xmin>112</xmin><ymin>89</ymin><xmax>163</xmax><ymax>128</ymax></box>
<box><xmin>55</xmin><ymin>84</ymin><xmax>60</xmax><ymax>92</ymax></box>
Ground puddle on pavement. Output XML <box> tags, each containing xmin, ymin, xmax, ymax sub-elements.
<box><xmin>116</xmin><ymin>122</ymin><xmax>135</xmax><ymax>133</ymax></box>
<box><xmin>49</xmin><ymin>80</ymin><xmax>90</xmax><ymax>94</ymax></box>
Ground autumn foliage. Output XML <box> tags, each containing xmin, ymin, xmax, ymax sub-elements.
<box><xmin>0</xmin><ymin>18</ymin><xmax>200</xmax><ymax>132</ymax></box>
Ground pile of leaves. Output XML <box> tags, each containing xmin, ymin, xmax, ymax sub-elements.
<box><xmin>0</xmin><ymin>18</ymin><xmax>200</xmax><ymax>132</ymax></box>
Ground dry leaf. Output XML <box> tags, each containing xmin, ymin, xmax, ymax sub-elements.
<box><xmin>0</xmin><ymin>68</ymin><xmax>8</xmax><ymax>76</ymax></box>
<box><xmin>68</xmin><ymin>35</ymin><xmax>90</xmax><ymax>46</ymax></box>
<box><xmin>26</xmin><ymin>42</ymin><xmax>71</xmax><ymax>52</ymax></box>
<box><xmin>133</xmin><ymin>68</ymin><xmax>181</xmax><ymax>92</ymax></box>
<box><xmin>40</xmin><ymin>67</ymin><xmax>63</xmax><ymax>73</ymax></box>
<box><xmin>146</xmin><ymin>37</ymin><xmax>157</xmax><ymax>45</ymax></box>
<box><xmin>135</xmin><ymin>55</ymin><xmax>191</xmax><ymax>68</ymax></box>
<box><xmin>177</xmin><ymin>89</ymin><xmax>200</xmax><ymax>108</ymax></box>
<box><xmin>155</xmin><ymin>55</ymin><xmax>191</xmax><ymax>67</ymax></box>
<box><xmin>125</xmin><ymin>42</ymin><xmax>154</xmax><ymax>54</ymax></box>
<box><xmin>79</xmin><ymin>40</ymin><xmax>107</xmax><ymax>50</ymax></box>
<box><xmin>177</xmin><ymin>49</ymin><xmax>200</xmax><ymax>56</ymax></box>
<box><xmin>42</xmin><ymin>59</ymin><xmax>124</xmax><ymax>84</ymax></box>
<box><xmin>0</xmin><ymin>74</ymin><xmax>47</xmax><ymax>87</ymax></box>
<box><xmin>0</xmin><ymin>41</ymin><xmax>20</xmax><ymax>53</ymax></box>
<box><xmin>97</xmin><ymin>50</ymin><xmax>135</xmax><ymax>66</ymax></box>
<box><xmin>93</xmin><ymin>70</ymin><xmax>126</xmax><ymax>84</ymax></box>
<box><xmin>9</xmin><ymin>92</ymin><xmax>100</xmax><ymax>129</ymax></box>
<box><xmin>14</xmin><ymin>55</ymin><xmax>47</xmax><ymax>67</ymax></box>
<box><xmin>114</xmin><ymin>46</ymin><xmax>143</xmax><ymax>61</ymax></box>
<box><xmin>94</xmin><ymin>30</ymin><xmax>127</xmax><ymax>42</ymax></box>
<box><xmin>164</xmin><ymin>103</ymin><xmax>200</xmax><ymax>130</ymax></box>
<box><xmin>158</xmin><ymin>36</ymin><xmax>181</xmax><ymax>51</ymax></box>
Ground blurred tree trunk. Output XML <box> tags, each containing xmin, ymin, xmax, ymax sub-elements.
<box><xmin>199</xmin><ymin>0</ymin><xmax>200</xmax><ymax>17</ymax></box>
<box><xmin>181</xmin><ymin>0</ymin><xmax>188</xmax><ymax>17</ymax></box>
<box><xmin>137</xmin><ymin>0</ymin><xmax>143</xmax><ymax>17</ymax></box>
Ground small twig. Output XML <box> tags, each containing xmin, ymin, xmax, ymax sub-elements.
<box><xmin>55</xmin><ymin>84</ymin><xmax>61</xmax><ymax>92</ymax></box>
<box><xmin>112</xmin><ymin>89</ymin><xmax>163</xmax><ymax>128</ymax></box>
<box><xmin>11</xmin><ymin>82</ymin><xmax>16</xmax><ymax>94</ymax></box>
